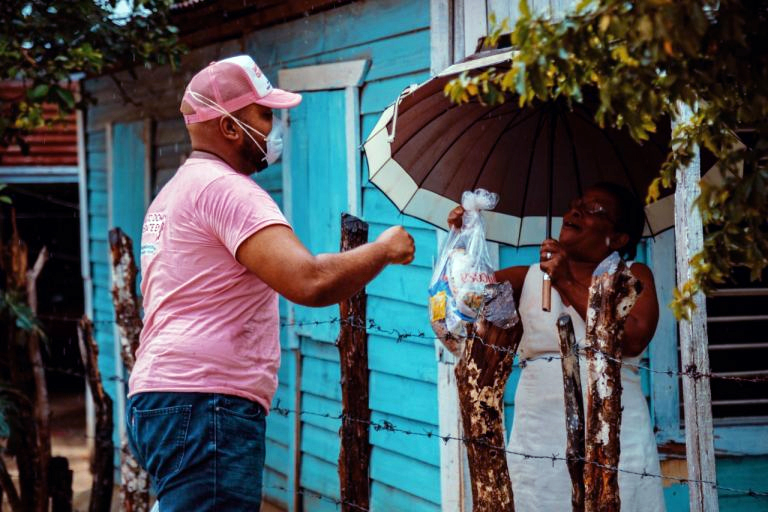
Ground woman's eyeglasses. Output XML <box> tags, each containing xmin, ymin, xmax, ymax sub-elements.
<box><xmin>568</xmin><ymin>198</ymin><xmax>614</xmax><ymax>222</ymax></box>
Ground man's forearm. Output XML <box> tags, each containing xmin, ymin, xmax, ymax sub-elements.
<box><xmin>307</xmin><ymin>241</ymin><xmax>391</xmax><ymax>307</ymax></box>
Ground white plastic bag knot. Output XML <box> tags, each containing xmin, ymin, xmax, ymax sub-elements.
<box><xmin>461</xmin><ymin>189</ymin><xmax>499</xmax><ymax>228</ymax></box>
<box><xmin>461</xmin><ymin>188</ymin><xmax>499</xmax><ymax>212</ymax></box>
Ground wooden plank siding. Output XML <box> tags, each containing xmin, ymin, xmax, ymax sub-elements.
<box><xmin>83</xmin><ymin>126</ymin><xmax>122</xmax><ymax>470</ymax></box>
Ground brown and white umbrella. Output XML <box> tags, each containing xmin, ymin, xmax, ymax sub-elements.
<box><xmin>364</xmin><ymin>49</ymin><xmax>720</xmax><ymax>247</ymax></box>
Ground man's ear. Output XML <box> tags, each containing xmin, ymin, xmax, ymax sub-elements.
<box><xmin>219</xmin><ymin>116</ymin><xmax>240</xmax><ymax>140</ymax></box>
<box><xmin>610</xmin><ymin>232</ymin><xmax>630</xmax><ymax>251</ymax></box>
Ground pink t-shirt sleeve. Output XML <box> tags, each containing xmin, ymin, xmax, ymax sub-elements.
<box><xmin>196</xmin><ymin>173</ymin><xmax>290</xmax><ymax>257</ymax></box>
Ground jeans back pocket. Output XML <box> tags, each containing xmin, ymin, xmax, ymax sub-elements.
<box><xmin>132</xmin><ymin>404</ymin><xmax>192</xmax><ymax>486</ymax></box>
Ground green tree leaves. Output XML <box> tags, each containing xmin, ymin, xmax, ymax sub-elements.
<box><xmin>0</xmin><ymin>0</ymin><xmax>184</xmax><ymax>151</ymax></box>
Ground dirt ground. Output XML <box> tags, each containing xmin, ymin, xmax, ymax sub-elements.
<box><xmin>1</xmin><ymin>389</ymin><xmax>111</xmax><ymax>512</ymax></box>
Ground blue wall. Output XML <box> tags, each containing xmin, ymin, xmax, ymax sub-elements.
<box><xmin>83</xmin><ymin>127</ymin><xmax>123</xmax><ymax>468</ymax></box>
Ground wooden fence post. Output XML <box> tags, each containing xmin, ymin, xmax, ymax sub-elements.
<box><xmin>454</xmin><ymin>283</ymin><xmax>523</xmax><ymax>512</ymax></box>
<box><xmin>583</xmin><ymin>258</ymin><xmax>641</xmax><ymax>512</ymax></box>
<box><xmin>557</xmin><ymin>314</ymin><xmax>585</xmax><ymax>512</ymax></box>
<box><xmin>26</xmin><ymin>247</ymin><xmax>51</xmax><ymax>512</ymax></box>
<box><xmin>49</xmin><ymin>456</ymin><xmax>73</xmax><ymax>512</ymax></box>
<box><xmin>674</xmin><ymin>119</ymin><xmax>719</xmax><ymax>511</ymax></box>
<box><xmin>4</xmin><ymin>215</ymin><xmax>51</xmax><ymax>512</ymax></box>
<box><xmin>108</xmin><ymin>227</ymin><xmax>150</xmax><ymax>512</ymax></box>
<box><xmin>0</xmin><ymin>454</ymin><xmax>23</xmax><ymax>512</ymax></box>
<box><xmin>336</xmin><ymin>213</ymin><xmax>371</xmax><ymax>512</ymax></box>
<box><xmin>78</xmin><ymin>317</ymin><xmax>114</xmax><ymax>512</ymax></box>
<box><xmin>109</xmin><ymin>228</ymin><xmax>142</xmax><ymax>370</ymax></box>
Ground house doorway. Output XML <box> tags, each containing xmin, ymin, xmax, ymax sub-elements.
<box><xmin>0</xmin><ymin>182</ymin><xmax>89</xmax><ymax>505</ymax></box>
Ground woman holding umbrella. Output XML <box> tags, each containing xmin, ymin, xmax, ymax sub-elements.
<box><xmin>448</xmin><ymin>182</ymin><xmax>666</xmax><ymax>511</ymax></box>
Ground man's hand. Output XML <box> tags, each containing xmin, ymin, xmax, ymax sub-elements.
<box><xmin>376</xmin><ymin>226</ymin><xmax>415</xmax><ymax>265</ymax></box>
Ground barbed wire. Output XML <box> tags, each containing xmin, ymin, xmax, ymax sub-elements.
<box><xmin>33</xmin><ymin>402</ymin><xmax>768</xmax><ymax>503</ymax></box>
<box><xmin>2</xmin><ymin>310</ymin><xmax>764</xmax><ymax>508</ymax></box>
<box><xmin>267</xmin><ymin>403</ymin><xmax>768</xmax><ymax>499</ymax></box>
<box><xmin>264</xmin><ymin>485</ymin><xmax>370</xmax><ymax>512</ymax></box>
<box><xmin>287</xmin><ymin>315</ymin><xmax>768</xmax><ymax>384</ymax></box>
<box><xmin>4</xmin><ymin>315</ymin><xmax>767</xmax><ymax>387</ymax></box>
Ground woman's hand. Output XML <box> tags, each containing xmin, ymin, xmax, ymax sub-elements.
<box><xmin>539</xmin><ymin>239</ymin><xmax>575</xmax><ymax>286</ymax></box>
<box><xmin>447</xmin><ymin>206</ymin><xmax>464</xmax><ymax>230</ymax></box>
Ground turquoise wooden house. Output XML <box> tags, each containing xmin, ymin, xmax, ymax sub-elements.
<box><xmin>77</xmin><ymin>0</ymin><xmax>767</xmax><ymax>510</ymax></box>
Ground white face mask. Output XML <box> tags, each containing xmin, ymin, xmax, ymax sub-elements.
<box><xmin>262</xmin><ymin>118</ymin><xmax>283</xmax><ymax>165</ymax></box>
<box><xmin>187</xmin><ymin>91</ymin><xmax>283</xmax><ymax>166</ymax></box>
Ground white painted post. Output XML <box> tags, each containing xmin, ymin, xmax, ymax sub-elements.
<box><xmin>674</xmin><ymin>107</ymin><xmax>719</xmax><ymax>512</ymax></box>
<box><xmin>76</xmin><ymin>103</ymin><xmax>96</xmax><ymax>454</ymax></box>
<box><xmin>345</xmin><ymin>86</ymin><xmax>361</xmax><ymax>217</ymax></box>
<box><xmin>431</xmin><ymin>2</ymin><xmax>469</xmax><ymax>509</ymax></box>
<box><xmin>435</xmin><ymin>340</ymin><xmax>467</xmax><ymax>511</ymax></box>
<box><xmin>430</xmin><ymin>0</ymin><xmax>454</xmax><ymax>73</ymax></box>
<box><xmin>462</xmin><ymin>0</ymin><xmax>488</xmax><ymax>57</ymax></box>
<box><xmin>433</xmin><ymin>227</ymin><xmax>468</xmax><ymax>512</ymax></box>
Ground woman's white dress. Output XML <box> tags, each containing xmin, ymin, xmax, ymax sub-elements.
<box><xmin>506</xmin><ymin>264</ymin><xmax>666</xmax><ymax>511</ymax></box>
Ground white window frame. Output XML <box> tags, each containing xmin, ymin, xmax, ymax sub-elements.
<box><xmin>276</xmin><ymin>59</ymin><xmax>369</xmax><ymax>510</ymax></box>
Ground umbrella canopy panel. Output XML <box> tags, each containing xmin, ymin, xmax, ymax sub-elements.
<box><xmin>365</xmin><ymin>50</ymin><xmax>717</xmax><ymax>247</ymax></box>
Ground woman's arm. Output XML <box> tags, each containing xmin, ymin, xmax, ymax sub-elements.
<box><xmin>494</xmin><ymin>266</ymin><xmax>529</xmax><ymax>306</ymax></box>
<box><xmin>555</xmin><ymin>262</ymin><xmax>659</xmax><ymax>357</ymax></box>
<box><xmin>620</xmin><ymin>262</ymin><xmax>660</xmax><ymax>357</ymax></box>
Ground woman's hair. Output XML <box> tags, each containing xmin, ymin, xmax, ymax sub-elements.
<box><xmin>591</xmin><ymin>182</ymin><xmax>646</xmax><ymax>260</ymax></box>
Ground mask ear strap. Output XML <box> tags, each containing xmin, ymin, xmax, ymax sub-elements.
<box><xmin>187</xmin><ymin>91</ymin><xmax>268</xmax><ymax>156</ymax></box>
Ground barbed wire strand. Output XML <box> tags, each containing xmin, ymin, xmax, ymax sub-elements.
<box><xmin>33</xmin><ymin>405</ymin><xmax>768</xmax><ymax>501</ymax></box>
<box><xmin>3</xmin><ymin>316</ymin><xmax>767</xmax><ymax>503</ymax></box>
<box><xmin>268</xmin><ymin>404</ymin><xmax>768</xmax><ymax>498</ymax></box>
<box><xmin>3</xmin><ymin>315</ymin><xmax>767</xmax><ymax>387</ymax></box>
<box><xmin>264</xmin><ymin>485</ymin><xmax>370</xmax><ymax>512</ymax></box>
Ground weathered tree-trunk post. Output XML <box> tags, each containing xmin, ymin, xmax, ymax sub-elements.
<box><xmin>49</xmin><ymin>456</ymin><xmax>73</xmax><ymax>512</ymax></box>
<box><xmin>0</xmin><ymin>453</ymin><xmax>23</xmax><ymax>512</ymax></box>
<box><xmin>3</xmin><ymin>213</ymin><xmax>50</xmax><ymax>512</ymax></box>
<box><xmin>557</xmin><ymin>313</ymin><xmax>585</xmax><ymax>512</ymax></box>
<box><xmin>78</xmin><ymin>317</ymin><xmax>115</xmax><ymax>512</ymax></box>
<box><xmin>0</xmin><ymin>387</ymin><xmax>38</xmax><ymax>512</ymax></box>
<box><xmin>0</xmin><ymin>387</ymin><xmax>31</xmax><ymax>512</ymax></box>
<box><xmin>108</xmin><ymin>227</ymin><xmax>150</xmax><ymax>512</ymax></box>
<box><xmin>336</xmin><ymin>214</ymin><xmax>371</xmax><ymax>512</ymax></box>
<box><xmin>674</xmin><ymin>114</ymin><xmax>719</xmax><ymax>512</ymax></box>
<box><xmin>26</xmin><ymin>246</ymin><xmax>51</xmax><ymax>512</ymax></box>
<box><xmin>584</xmin><ymin>257</ymin><xmax>642</xmax><ymax>512</ymax></box>
<box><xmin>454</xmin><ymin>283</ymin><xmax>522</xmax><ymax>512</ymax></box>
<box><xmin>109</xmin><ymin>228</ymin><xmax>142</xmax><ymax>369</ymax></box>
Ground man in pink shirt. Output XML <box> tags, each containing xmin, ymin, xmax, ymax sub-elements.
<box><xmin>126</xmin><ymin>56</ymin><xmax>415</xmax><ymax>511</ymax></box>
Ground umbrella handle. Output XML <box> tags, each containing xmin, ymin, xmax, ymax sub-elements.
<box><xmin>542</xmin><ymin>273</ymin><xmax>552</xmax><ymax>312</ymax></box>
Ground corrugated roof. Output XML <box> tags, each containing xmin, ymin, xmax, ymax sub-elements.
<box><xmin>0</xmin><ymin>83</ymin><xmax>78</xmax><ymax>167</ymax></box>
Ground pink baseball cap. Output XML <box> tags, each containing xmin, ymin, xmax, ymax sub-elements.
<box><xmin>181</xmin><ymin>55</ymin><xmax>302</xmax><ymax>124</ymax></box>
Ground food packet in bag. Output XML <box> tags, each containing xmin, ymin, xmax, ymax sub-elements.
<box><xmin>428</xmin><ymin>189</ymin><xmax>499</xmax><ymax>347</ymax></box>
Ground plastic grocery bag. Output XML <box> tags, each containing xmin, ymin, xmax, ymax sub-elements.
<box><xmin>428</xmin><ymin>189</ymin><xmax>500</xmax><ymax>347</ymax></box>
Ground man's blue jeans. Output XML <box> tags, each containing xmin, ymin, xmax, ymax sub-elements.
<box><xmin>126</xmin><ymin>392</ymin><xmax>267</xmax><ymax>511</ymax></box>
